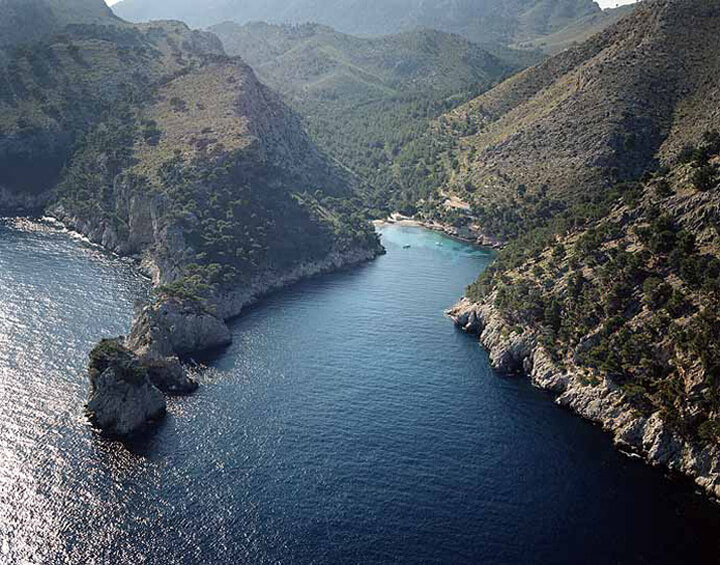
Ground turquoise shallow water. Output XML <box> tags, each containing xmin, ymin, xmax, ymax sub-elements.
<box><xmin>1</xmin><ymin>218</ymin><xmax>720</xmax><ymax>564</ymax></box>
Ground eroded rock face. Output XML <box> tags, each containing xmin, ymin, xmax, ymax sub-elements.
<box><xmin>126</xmin><ymin>299</ymin><xmax>232</xmax><ymax>359</ymax></box>
<box><xmin>87</xmin><ymin>366</ymin><xmax>166</xmax><ymax>437</ymax></box>
<box><xmin>448</xmin><ymin>295</ymin><xmax>720</xmax><ymax>501</ymax></box>
<box><xmin>86</xmin><ymin>339</ymin><xmax>166</xmax><ymax>437</ymax></box>
<box><xmin>141</xmin><ymin>353</ymin><xmax>198</xmax><ymax>395</ymax></box>
<box><xmin>83</xmin><ymin>237</ymin><xmax>380</xmax><ymax>438</ymax></box>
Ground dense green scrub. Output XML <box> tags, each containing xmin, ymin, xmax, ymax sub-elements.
<box><xmin>466</xmin><ymin>132</ymin><xmax>720</xmax><ymax>444</ymax></box>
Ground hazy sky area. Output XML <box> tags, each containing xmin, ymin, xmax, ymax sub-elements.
<box><xmin>104</xmin><ymin>0</ymin><xmax>638</xmax><ymax>8</ymax></box>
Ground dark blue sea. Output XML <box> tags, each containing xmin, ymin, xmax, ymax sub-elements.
<box><xmin>1</xmin><ymin>217</ymin><xmax>719</xmax><ymax>564</ymax></box>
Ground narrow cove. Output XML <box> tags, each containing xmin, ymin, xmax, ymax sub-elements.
<box><xmin>1</xmin><ymin>218</ymin><xmax>720</xmax><ymax>564</ymax></box>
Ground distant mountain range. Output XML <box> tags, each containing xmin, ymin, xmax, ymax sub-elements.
<box><xmin>0</xmin><ymin>0</ymin><xmax>118</xmax><ymax>46</ymax></box>
<box><xmin>212</xmin><ymin>22</ymin><xmax>514</xmax><ymax>96</ymax></box>
<box><xmin>511</xmin><ymin>3</ymin><xmax>636</xmax><ymax>53</ymax></box>
<box><xmin>112</xmin><ymin>0</ymin><xmax>602</xmax><ymax>46</ymax></box>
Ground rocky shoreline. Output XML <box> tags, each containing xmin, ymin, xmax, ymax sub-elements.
<box><xmin>41</xmin><ymin>211</ymin><xmax>383</xmax><ymax>437</ymax></box>
<box><xmin>127</xmin><ymin>245</ymin><xmax>383</xmax><ymax>362</ymax></box>
<box><xmin>448</xmin><ymin>295</ymin><xmax>720</xmax><ymax>501</ymax></box>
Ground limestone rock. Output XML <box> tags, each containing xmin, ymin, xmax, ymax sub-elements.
<box><xmin>87</xmin><ymin>367</ymin><xmax>166</xmax><ymax>437</ymax></box>
<box><xmin>126</xmin><ymin>298</ymin><xmax>232</xmax><ymax>358</ymax></box>
<box><xmin>141</xmin><ymin>353</ymin><xmax>198</xmax><ymax>395</ymax></box>
<box><xmin>86</xmin><ymin>339</ymin><xmax>166</xmax><ymax>437</ymax></box>
<box><xmin>450</xmin><ymin>292</ymin><xmax>720</xmax><ymax>501</ymax></box>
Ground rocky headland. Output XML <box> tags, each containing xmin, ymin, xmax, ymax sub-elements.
<box><xmin>447</xmin><ymin>134</ymin><xmax>720</xmax><ymax>500</ymax></box>
<box><xmin>86</xmin><ymin>339</ymin><xmax>167</xmax><ymax>437</ymax></box>
<box><xmin>0</xmin><ymin>4</ymin><xmax>384</xmax><ymax>438</ymax></box>
<box><xmin>448</xmin><ymin>297</ymin><xmax>720</xmax><ymax>500</ymax></box>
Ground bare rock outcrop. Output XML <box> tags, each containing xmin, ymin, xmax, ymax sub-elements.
<box><xmin>448</xmin><ymin>295</ymin><xmax>720</xmax><ymax>500</ymax></box>
<box><xmin>127</xmin><ymin>298</ymin><xmax>232</xmax><ymax>359</ymax></box>
<box><xmin>86</xmin><ymin>339</ymin><xmax>166</xmax><ymax>437</ymax></box>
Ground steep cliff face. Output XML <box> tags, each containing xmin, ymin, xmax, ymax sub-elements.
<box><xmin>452</xmin><ymin>133</ymin><xmax>720</xmax><ymax>498</ymax></box>
<box><xmin>435</xmin><ymin>0</ymin><xmax>720</xmax><ymax>240</ymax></box>
<box><xmin>0</xmin><ymin>5</ymin><xmax>380</xmax><ymax>316</ymax></box>
<box><xmin>86</xmin><ymin>339</ymin><xmax>167</xmax><ymax>437</ymax></box>
<box><xmin>40</xmin><ymin>43</ymin><xmax>382</xmax><ymax>358</ymax></box>
<box><xmin>449</xmin><ymin>296</ymin><xmax>720</xmax><ymax>499</ymax></box>
<box><xmin>0</xmin><ymin>19</ymin><xmax>224</xmax><ymax>210</ymax></box>
<box><xmin>0</xmin><ymin>4</ymin><xmax>383</xmax><ymax>434</ymax></box>
<box><xmin>209</xmin><ymin>21</ymin><xmax>522</xmax><ymax>217</ymax></box>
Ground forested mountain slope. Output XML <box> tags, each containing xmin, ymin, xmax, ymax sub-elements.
<box><xmin>0</xmin><ymin>4</ymin><xmax>381</xmax><ymax>366</ymax></box>
<box><xmin>211</xmin><ymin>22</ymin><xmax>520</xmax><ymax>215</ymax></box>
<box><xmin>434</xmin><ymin>0</ymin><xmax>720</xmax><ymax>241</ymax></box>
<box><xmin>113</xmin><ymin>0</ymin><xmax>601</xmax><ymax>46</ymax></box>
<box><xmin>446</xmin><ymin>0</ymin><xmax>720</xmax><ymax>500</ymax></box>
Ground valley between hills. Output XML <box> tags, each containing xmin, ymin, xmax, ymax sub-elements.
<box><xmin>3</xmin><ymin>0</ymin><xmax>720</xmax><ymax>506</ymax></box>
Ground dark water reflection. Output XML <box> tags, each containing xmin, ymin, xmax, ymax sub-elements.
<box><xmin>1</xmin><ymin>218</ymin><xmax>719</xmax><ymax>564</ymax></box>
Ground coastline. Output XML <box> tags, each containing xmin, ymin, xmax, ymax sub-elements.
<box><xmin>448</xmin><ymin>296</ymin><xmax>720</xmax><ymax>502</ymax></box>
<box><xmin>12</xmin><ymin>213</ymin><xmax>720</xmax><ymax>500</ymax></box>
<box><xmin>39</xmin><ymin>211</ymin><xmax>384</xmax><ymax>356</ymax></box>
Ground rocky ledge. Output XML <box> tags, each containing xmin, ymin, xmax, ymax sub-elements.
<box><xmin>127</xmin><ymin>298</ymin><xmax>232</xmax><ymax>360</ymax></box>
<box><xmin>213</xmin><ymin>246</ymin><xmax>381</xmax><ymax>320</ymax></box>
<box><xmin>448</xmin><ymin>296</ymin><xmax>720</xmax><ymax>500</ymax></box>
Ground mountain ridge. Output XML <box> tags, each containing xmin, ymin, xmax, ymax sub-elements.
<box><xmin>426</xmin><ymin>0</ymin><xmax>720</xmax><ymax>241</ymax></box>
<box><xmin>452</xmin><ymin>132</ymin><xmax>720</xmax><ymax>499</ymax></box>
<box><xmin>210</xmin><ymin>21</ymin><xmax>522</xmax><ymax>215</ymax></box>
<box><xmin>444</xmin><ymin>0</ymin><xmax>720</xmax><ymax>499</ymax></box>
<box><xmin>0</xmin><ymin>1</ymin><xmax>382</xmax><ymax>434</ymax></box>
<box><xmin>112</xmin><ymin>0</ymin><xmax>602</xmax><ymax>46</ymax></box>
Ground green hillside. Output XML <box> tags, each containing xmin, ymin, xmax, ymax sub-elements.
<box><xmin>0</xmin><ymin>8</ymin><xmax>380</xmax><ymax>348</ymax></box>
<box><xmin>463</xmin><ymin>131</ymin><xmax>720</xmax><ymax>465</ymax></box>
<box><xmin>211</xmin><ymin>22</ymin><xmax>523</xmax><ymax>216</ymax></box>
<box><xmin>429</xmin><ymin>0</ymin><xmax>720</xmax><ymax>241</ymax></box>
